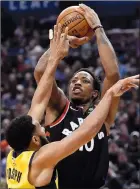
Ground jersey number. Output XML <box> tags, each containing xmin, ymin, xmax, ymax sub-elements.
<box><xmin>78</xmin><ymin>132</ymin><xmax>105</xmax><ymax>152</ymax></box>
<box><xmin>79</xmin><ymin>138</ymin><xmax>94</xmax><ymax>152</ymax></box>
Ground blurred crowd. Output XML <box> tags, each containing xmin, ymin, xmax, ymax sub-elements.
<box><xmin>1</xmin><ymin>9</ymin><xmax>140</xmax><ymax>189</ymax></box>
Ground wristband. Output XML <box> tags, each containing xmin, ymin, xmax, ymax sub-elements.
<box><xmin>92</xmin><ymin>25</ymin><xmax>103</xmax><ymax>32</ymax></box>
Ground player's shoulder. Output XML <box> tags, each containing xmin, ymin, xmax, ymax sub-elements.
<box><xmin>7</xmin><ymin>149</ymin><xmax>13</xmax><ymax>158</ymax></box>
<box><xmin>48</xmin><ymin>100</ymin><xmax>70</xmax><ymax>127</ymax></box>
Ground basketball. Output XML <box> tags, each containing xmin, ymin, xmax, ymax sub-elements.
<box><xmin>57</xmin><ymin>6</ymin><xmax>92</xmax><ymax>38</ymax></box>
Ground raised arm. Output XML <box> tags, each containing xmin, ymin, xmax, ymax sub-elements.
<box><xmin>34</xmin><ymin>28</ymin><xmax>89</xmax><ymax>125</ymax></box>
<box><xmin>34</xmin><ymin>75</ymin><xmax>139</xmax><ymax>168</ymax></box>
<box><xmin>28</xmin><ymin>26</ymin><xmax>69</xmax><ymax>122</ymax></box>
<box><xmin>34</xmin><ymin>47</ymin><xmax>66</xmax><ymax>109</ymax></box>
<box><xmin>95</xmin><ymin>27</ymin><xmax>120</xmax><ymax>131</ymax></box>
<box><xmin>78</xmin><ymin>4</ymin><xmax>120</xmax><ymax>130</ymax></box>
<box><xmin>34</xmin><ymin>48</ymin><xmax>50</xmax><ymax>84</ymax></box>
<box><xmin>34</xmin><ymin>45</ymin><xmax>67</xmax><ymax>120</ymax></box>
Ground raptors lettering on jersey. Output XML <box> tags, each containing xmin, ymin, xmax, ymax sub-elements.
<box><xmin>62</xmin><ymin>117</ymin><xmax>105</xmax><ymax>152</ymax></box>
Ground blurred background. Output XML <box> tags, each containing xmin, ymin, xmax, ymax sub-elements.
<box><xmin>1</xmin><ymin>1</ymin><xmax>140</xmax><ymax>189</ymax></box>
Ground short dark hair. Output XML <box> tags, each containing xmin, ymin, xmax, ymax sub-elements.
<box><xmin>5</xmin><ymin>115</ymin><xmax>35</xmax><ymax>151</ymax></box>
<box><xmin>74</xmin><ymin>68</ymin><xmax>101</xmax><ymax>98</ymax></box>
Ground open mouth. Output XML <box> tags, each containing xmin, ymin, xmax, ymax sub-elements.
<box><xmin>72</xmin><ymin>86</ymin><xmax>83</xmax><ymax>93</ymax></box>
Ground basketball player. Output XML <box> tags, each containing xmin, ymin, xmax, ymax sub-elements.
<box><xmin>6</xmin><ymin>25</ymin><xmax>139</xmax><ymax>189</ymax></box>
<box><xmin>34</xmin><ymin>4</ymin><xmax>120</xmax><ymax>189</ymax></box>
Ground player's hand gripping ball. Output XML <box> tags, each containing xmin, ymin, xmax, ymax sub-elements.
<box><xmin>57</xmin><ymin>6</ymin><xmax>93</xmax><ymax>38</ymax></box>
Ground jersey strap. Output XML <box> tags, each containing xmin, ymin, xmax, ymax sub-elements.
<box><xmin>49</xmin><ymin>99</ymin><xmax>70</xmax><ymax>127</ymax></box>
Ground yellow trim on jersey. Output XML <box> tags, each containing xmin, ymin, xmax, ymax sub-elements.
<box><xmin>55</xmin><ymin>170</ymin><xmax>59</xmax><ymax>189</ymax></box>
<box><xmin>6</xmin><ymin>150</ymin><xmax>35</xmax><ymax>189</ymax></box>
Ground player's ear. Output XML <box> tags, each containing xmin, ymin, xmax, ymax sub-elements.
<box><xmin>92</xmin><ymin>90</ymin><xmax>98</xmax><ymax>99</ymax></box>
<box><xmin>32</xmin><ymin>135</ymin><xmax>40</xmax><ymax>146</ymax></box>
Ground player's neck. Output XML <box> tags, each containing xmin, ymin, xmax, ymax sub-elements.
<box><xmin>77</xmin><ymin>100</ymin><xmax>93</xmax><ymax>113</ymax></box>
<box><xmin>28</xmin><ymin>143</ymin><xmax>40</xmax><ymax>151</ymax></box>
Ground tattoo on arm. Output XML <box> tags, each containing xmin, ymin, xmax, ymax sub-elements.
<box><xmin>97</xmin><ymin>28</ymin><xmax>109</xmax><ymax>45</ymax></box>
<box><xmin>96</xmin><ymin>29</ymin><xmax>118</xmax><ymax>61</ymax></box>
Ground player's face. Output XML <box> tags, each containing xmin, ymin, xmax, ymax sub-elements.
<box><xmin>69</xmin><ymin>71</ymin><xmax>94</xmax><ymax>104</ymax></box>
<box><xmin>32</xmin><ymin>120</ymin><xmax>48</xmax><ymax>148</ymax></box>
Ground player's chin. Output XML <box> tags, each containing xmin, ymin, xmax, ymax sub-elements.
<box><xmin>71</xmin><ymin>94</ymin><xmax>86</xmax><ymax>102</ymax></box>
<box><xmin>71</xmin><ymin>93</ymin><xmax>84</xmax><ymax>99</ymax></box>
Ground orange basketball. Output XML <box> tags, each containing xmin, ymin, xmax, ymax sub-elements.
<box><xmin>57</xmin><ymin>6</ymin><xmax>92</xmax><ymax>38</ymax></box>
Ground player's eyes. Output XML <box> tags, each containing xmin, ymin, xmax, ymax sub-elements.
<box><xmin>71</xmin><ymin>79</ymin><xmax>77</xmax><ymax>83</ymax></box>
<box><xmin>83</xmin><ymin>80</ymin><xmax>90</xmax><ymax>83</ymax></box>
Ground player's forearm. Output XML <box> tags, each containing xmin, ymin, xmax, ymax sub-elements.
<box><xmin>72</xmin><ymin>90</ymin><xmax>113</xmax><ymax>143</ymax></box>
<box><xmin>29</xmin><ymin>57</ymin><xmax>60</xmax><ymax>121</ymax></box>
<box><xmin>95</xmin><ymin>28</ymin><xmax>119</xmax><ymax>79</ymax></box>
<box><xmin>34</xmin><ymin>48</ymin><xmax>50</xmax><ymax>84</ymax></box>
<box><xmin>80</xmin><ymin>89</ymin><xmax>113</xmax><ymax>140</ymax></box>
<box><xmin>58</xmin><ymin>90</ymin><xmax>113</xmax><ymax>160</ymax></box>
<box><xmin>34</xmin><ymin>48</ymin><xmax>65</xmax><ymax>107</ymax></box>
